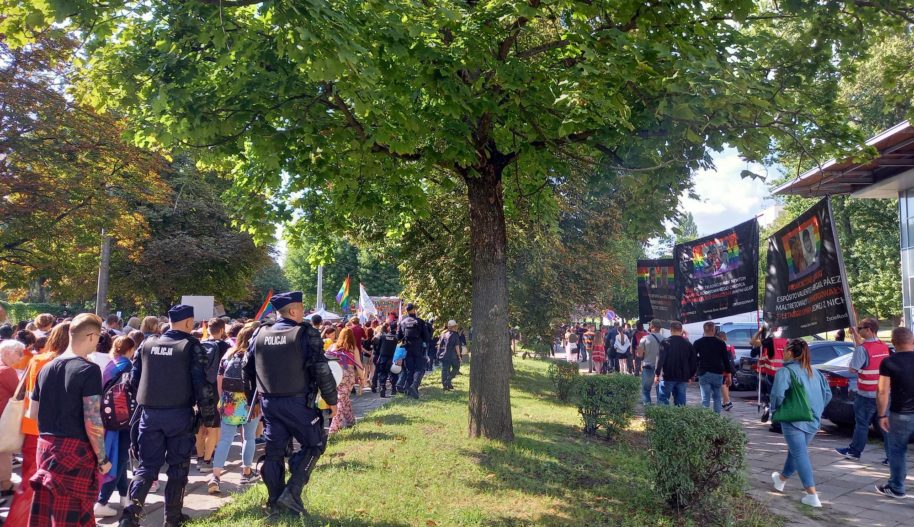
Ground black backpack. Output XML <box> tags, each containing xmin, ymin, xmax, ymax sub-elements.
<box><xmin>221</xmin><ymin>353</ymin><xmax>246</xmax><ymax>393</ymax></box>
<box><xmin>201</xmin><ymin>340</ymin><xmax>225</xmax><ymax>385</ymax></box>
<box><xmin>101</xmin><ymin>368</ymin><xmax>136</xmax><ymax>431</ymax></box>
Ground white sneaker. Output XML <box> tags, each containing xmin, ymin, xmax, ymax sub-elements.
<box><xmin>94</xmin><ymin>502</ymin><xmax>118</xmax><ymax>517</ymax></box>
<box><xmin>801</xmin><ymin>492</ymin><xmax>822</xmax><ymax>508</ymax></box>
<box><xmin>771</xmin><ymin>472</ymin><xmax>786</xmax><ymax>492</ymax></box>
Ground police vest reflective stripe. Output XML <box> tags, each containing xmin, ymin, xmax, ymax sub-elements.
<box><xmin>857</xmin><ymin>340</ymin><xmax>890</xmax><ymax>393</ymax></box>
<box><xmin>759</xmin><ymin>338</ymin><xmax>787</xmax><ymax>377</ymax></box>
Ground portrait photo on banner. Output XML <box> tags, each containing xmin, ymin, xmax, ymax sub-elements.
<box><xmin>690</xmin><ymin>232</ymin><xmax>741</xmax><ymax>279</ymax></box>
<box><xmin>781</xmin><ymin>215</ymin><xmax>821</xmax><ymax>281</ymax></box>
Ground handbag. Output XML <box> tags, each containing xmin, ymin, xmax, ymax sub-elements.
<box><xmin>0</xmin><ymin>364</ymin><xmax>31</xmax><ymax>453</ymax></box>
<box><xmin>771</xmin><ymin>367</ymin><xmax>815</xmax><ymax>424</ymax></box>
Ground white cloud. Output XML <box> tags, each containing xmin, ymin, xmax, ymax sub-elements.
<box><xmin>679</xmin><ymin>148</ymin><xmax>779</xmax><ymax>236</ymax></box>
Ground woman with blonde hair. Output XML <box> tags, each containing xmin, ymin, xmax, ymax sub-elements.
<box><xmin>208</xmin><ymin>322</ymin><xmax>262</xmax><ymax>493</ymax></box>
<box><xmin>7</xmin><ymin>322</ymin><xmax>70</xmax><ymax>524</ymax></box>
<box><xmin>327</xmin><ymin>327</ymin><xmax>365</xmax><ymax>433</ymax></box>
<box><xmin>140</xmin><ymin>315</ymin><xmax>160</xmax><ymax>337</ymax></box>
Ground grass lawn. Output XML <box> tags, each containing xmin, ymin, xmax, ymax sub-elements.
<box><xmin>192</xmin><ymin>357</ymin><xmax>773</xmax><ymax>527</ymax></box>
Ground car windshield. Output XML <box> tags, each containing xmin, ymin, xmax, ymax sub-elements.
<box><xmin>724</xmin><ymin>328</ymin><xmax>754</xmax><ymax>347</ymax></box>
<box><xmin>822</xmin><ymin>352</ymin><xmax>853</xmax><ymax>367</ymax></box>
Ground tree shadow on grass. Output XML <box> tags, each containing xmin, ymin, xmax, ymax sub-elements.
<box><xmin>460</xmin><ymin>417</ymin><xmax>661</xmax><ymax>526</ymax></box>
<box><xmin>334</xmin><ymin>430</ymin><xmax>396</xmax><ymax>442</ymax></box>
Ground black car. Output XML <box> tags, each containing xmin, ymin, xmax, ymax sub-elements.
<box><xmin>733</xmin><ymin>340</ymin><xmax>854</xmax><ymax>392</ymax></box>
<box><xmin>816</xmin><ymin>353</ymin><xmax>857</xmax><ymax>427</ymax></box>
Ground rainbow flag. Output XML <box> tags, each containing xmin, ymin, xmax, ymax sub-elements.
<box><xmin>255</xmin><ymin>290</ymin><xmax>275</xmax><ymax>320</ymax></box>
<box><xmin>336</xmin><ymin>275</ymin><xmax>351</xmax><ymax>311</ymax></box>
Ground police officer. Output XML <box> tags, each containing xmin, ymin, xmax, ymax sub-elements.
<box><xmin>397</xmin><ymin>303</ymin><xmax>431</xmax><ymax>399</ymax></box>
<box><xmin>244</xmin><ymin>291</ymin><xmax>338</xmax><ymax>516</ymax></box>
<box><xmin>438</xmin><ymin>320</ymin><xmax>462</xmax><ymax>390</ymax></box>
<box><xmin>119</xmin><ymin>305</ymin><xmax>218</xmax><ymax>527</ymax></box>
<box><xmin>374</xmin><ymin>323</ymin><xmax>399</xmax><ymax>398</ymax></box>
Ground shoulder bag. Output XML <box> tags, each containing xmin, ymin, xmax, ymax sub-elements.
<box><xmin>0</xmin><ymin>364</ymin><xmax>31</xmax><ymax>453</ymax></box>
<box><xmin>771</xmin><ymin>367</ymin><xmax>815</xmax><ymax>424</ymax></box>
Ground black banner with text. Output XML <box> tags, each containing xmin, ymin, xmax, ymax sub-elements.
<box><xmin>763</xmin><ymin>197</ymin><xmax>851</xmax><ymax>338</ymax></box>
<box><xmin>637</xmin><ymin>259</ymin><xmax>678</xmax><ymax>324</ymax></box>
<box><xmin>675</xmin><ymin>219</ymin><xmax>760</xmax><ymax>323</ymax></box>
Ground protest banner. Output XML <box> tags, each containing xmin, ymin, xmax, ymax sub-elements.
<box><xmin>637</xmin><ymin>259</ymin><xmax>678</xmax><ymax>324</ymax></box>
<box><xmin>674</xmin><ymin>219</ymin><xmax>760</xmax><ymax>322</ymax></box>
<box><xmin>763</xmin><ymin>197</ymin><xmax>852</xmax><ymax>338</ymax></box>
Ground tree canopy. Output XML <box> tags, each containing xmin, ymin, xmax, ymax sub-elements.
<box><xmin>6</xmin><ymin>0</ymin><xmax>912</xmax><ymax>440</ymax></box>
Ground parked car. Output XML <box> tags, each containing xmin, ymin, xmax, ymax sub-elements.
<box><xmin>733</xmin><ymin>340</ymin><xmax>854</xmax><ymax>392</ymax></box>
<box><xmin>717</xmin><ymin>323</ymin><xmax>761</xmax><ymax>391</ymax></box>
<box><xmin>816</xmin><ymin>353</ymin><xmax>857</xmax><ymax>427</ymax></box>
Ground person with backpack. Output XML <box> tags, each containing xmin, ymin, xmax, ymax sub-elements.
<box><xmin>397</xmin><ymin>304</ymin><xmax>431</xmax><ymax>399</ymax></box>
<box><xmin>194</xmin><ymin>318</ymin><xmax>230</xmax><ymax>473</ymax></box>
<box><xmin>94</xmin><ymin>336</ymin><xmax>137</xmax><ymax>518</ymax></box>
<box><xmin>636</xmin><ymin>320</ymin><xmax>664</xmax><ymax>405</ymax></box>
<box><xmin>208</xmin><ymin>322</ymin><xmax>261</xmax><ymax>494</ymax></box>
<box><xmin>373</xmin><ymin>323</ymin><xmax>399</xmax><ymax>397</ymax></box>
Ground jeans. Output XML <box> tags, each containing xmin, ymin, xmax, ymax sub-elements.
<box><xmin>887</xmin><ymin>413</ymin><xmax>914</xmax><ymax>495</ymax></box>
<box><xmin>849</xmin><ymin>395</ymin><xmax>885</xmax><ymax>457</ymax></box>
<box><xmin>212</xmin><ymin>417</ymin><xmax>261</xmax><ymax>470</ymax></box>
<box><xmin>658</xmin><ymin>380</ymin><xmax>687</xmax><ymax>406</ymax></box>
<box><xmin>699</xmin><ymin>372</ymin><xmax>724</xmax><ymax>414</ymax></box>
<box><xmin>781</xmin><ymin>423</ymin><xmax>817</xmax><ymax>489</ymax></box>
<box><xmin>641</xmin><ymin>366</ymin><xmax>656</xmax><ymax>404</ymax></box>
<box><xmin>579</xmin><ymin>343</ymin><xmax>587</xmax><ymax>362</ymax></box>
<box><xmin>98</xmin><ymin>430</ymin><xmax>131</xmax><ymax>504</ymax></box>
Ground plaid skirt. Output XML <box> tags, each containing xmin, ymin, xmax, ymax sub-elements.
<box><xmin>28</xmin><ymin>435</ymin><xmax>99</xmax><ymax>527</ymax></box>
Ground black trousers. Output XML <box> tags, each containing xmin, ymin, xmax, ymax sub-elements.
<box><xmin>441</xmin><ymin>354</ymin><xmax>459</xmax><ymax>387</ymax></box>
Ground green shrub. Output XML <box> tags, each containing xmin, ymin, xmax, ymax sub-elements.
<box><xmin>0</xmin><ymin>302</ymin><xmax>69</xmax><ymax>325</ymax></box>
<box><xmin>645</xmin><ymin>405</ymin><xmax>747</xmax><ymax>522</ymax></box>
<box><xmin>547</xmin><ymin>361</ymin><xmax>579</xmax><ymax>401</ymax></box>
<box><xmin>575</xmin><ymin>374</ymin><xmax>640</xmax><ymax>439</ymax></box>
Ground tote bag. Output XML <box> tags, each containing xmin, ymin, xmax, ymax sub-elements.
<box><xmin>0</xmin><ymin>365</ymin><xmax>31</xmax><ymax>453</ymax></box>
<box><xmin>771</xmin><ymin>367</ymin><xmax>815</xmax><ymax>424</ymax></box>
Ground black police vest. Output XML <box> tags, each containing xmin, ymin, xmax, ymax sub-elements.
<box><xmin>253</xmin><ymin>324</ymin><xmax>309</xmax><ymax>396</ymax></box>
<box><xmin>378</xmin><ymin>333</ymin><xmax>398</xmax><ymax>357</ymax></box>
<box><xmin>400</xmin><ymin>316</ymin><xmax>422</xmax><ymax>342</ymax></box>
<box><xmin>136</xmin><ymin>336</ymin><xmax>194</xmax><ymax>408</ymax></box>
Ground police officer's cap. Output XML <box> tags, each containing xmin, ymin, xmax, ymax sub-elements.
<box><xmin>272</xmin><ymin>291</ymin><xmax>303</xmax><ymax>310</ymax></box>
<box><xmin>168</xmin><ymin>304</ymin><xmax>195</xmax><ymax>323</ymax></box>
<box><xmin>405</xmin><ymin>303</ymin><xmax>416</xmax><ymax>311</ymax></box>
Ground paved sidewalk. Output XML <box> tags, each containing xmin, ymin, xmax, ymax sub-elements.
<box><xmin>92</xmin><ymin>389</ymin><xmax>391</xmax><ymax>526</ymax></box>
<box><xmin>726</xmin><ymin>388</ymin><xmax>913</xmax><ymax>527</ymax></box>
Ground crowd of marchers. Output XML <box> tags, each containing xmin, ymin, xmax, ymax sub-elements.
<box><xmin>556</xmin><ymin>317</ymin><xmax>914</xmax><ymax>509</ymax></box>
<box><xmin>0</xmin><ymin>293</ymin><xmax>466</xmax><ymax>526</ymax></box>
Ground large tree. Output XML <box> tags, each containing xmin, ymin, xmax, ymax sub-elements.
<box><xmin>7</xmin><ymin>0</ymin><xmax>910</xmax><ymax>440</ymax></box>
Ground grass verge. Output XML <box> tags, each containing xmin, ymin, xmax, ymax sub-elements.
<box><xmin>191</xmin><ymin>357</ymin><xmax>779</xmax><ymax>527</ymax></box>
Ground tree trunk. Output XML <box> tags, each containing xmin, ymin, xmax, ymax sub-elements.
<box><xmin>465</xmin><ymin>163</ymin><xmax>514</xmax><ymax>441</ymax></box>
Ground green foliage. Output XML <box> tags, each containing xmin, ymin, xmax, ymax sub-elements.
<box><xmin>250</xmin><ymin>260</ymin><xmax>291</xmax><ymax>304</ymax></box>
<box><xmin>575</xmin><ymin>374</ymin><xmax>640</xmax><ymax>439</ymax></box>
<box><xmin>547</xmin><ymin>361</ymin><xmax>579</xmax><ymax>402</ymax></box>
<box><xmin>645</xmin><ymin>405</ymin><xmax>747</xmax><ymax>522</ymax></box>
<box><xmin>284</xmin><ymin>241</ymin><xmax>400</xmax><ymax>312</ymax></box>
<box><xmin>0</xmin><ymin>302</ymin><xmax>68</xmax><ymax>325</ymax></box>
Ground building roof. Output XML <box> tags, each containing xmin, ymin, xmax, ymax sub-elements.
<box><xmin>773</xmin><ymin>120</ymin><xmax>914</xmax><ymax>198</ymax></box>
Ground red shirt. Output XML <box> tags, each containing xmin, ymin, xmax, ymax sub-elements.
<box><xmin>0</xmin><ymin>365</ymin><xmax>18</xmax><ymax>415</ymax></box>
<box><xmin>350</xmin><ymin>324</ymin><xmax>366</xmax><ymax>352</ymax></box>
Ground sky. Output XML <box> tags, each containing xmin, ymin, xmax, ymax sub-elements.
<box><xmin>678</xmin><ymin>147</ymin><xmax>782</xmax><ymax>236</ymax></box>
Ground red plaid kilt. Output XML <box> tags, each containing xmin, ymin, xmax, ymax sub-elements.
<box><xmin>28</xmin><ymin>436</ymin><xmax>99</xmax><ymax>527</ymax></box>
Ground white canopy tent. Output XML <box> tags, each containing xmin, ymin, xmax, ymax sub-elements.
<box><xmin>310</xmin><ymin>308</ymin><xmax>342</xmax><ymax>321</ymax></box>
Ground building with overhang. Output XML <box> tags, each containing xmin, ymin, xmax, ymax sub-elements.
<box><xmin>774</xmin><ymin>120</ymin><xmax>914</xmax><ymax>326</ymax></box>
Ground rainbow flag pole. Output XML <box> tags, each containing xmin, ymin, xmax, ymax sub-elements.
<box><xmin>255</xmin><ymin>289</ymin><xmax>275</xmax><ymax>320</ymax></box>
<box><xmin>336</xmin><ymin>275</ymin><xmax>351</xmax><ymax>312</ymax></box>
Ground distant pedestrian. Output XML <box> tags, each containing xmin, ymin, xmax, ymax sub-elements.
<box><xmin>0</xmin><ymin>340</ymin><xmax>23</xmax><ymax>502</ymax></box>
<box><xmin>636</xmin><ymin>320</ymin><xmax>664</xmax><ymax>404</ymax></box>
<box><xmin>770</xmin><ymin>339</ymin><xmax>831</xmax><ymax>508</ymax></box>
<box><xmin>613</xmin><ymin>330</ymin><xmax>631</xmax><ymax>374</ymax></box>
<box><xmin>565</xmin><ymin>328</ymin><xmax>579</xmax><ymax>363</ymax></box>
<box><xmin>694</xmin><ymin>321</ymin><xmax>734</xmax><ymax>414</ymax></box>
<box><xmin>437</xmin><ymin>321</ymin><xmax>463</xmax><ymax>391</ymax></box>
<box><xmin>875</xmin><ymin>327</ymin><xmax>914</xmax><ymax>498</ymax></box>
<box><xmin>632</xmin><ymin>323</ymin><xmax>648</xmax><ymax>375</ymax></box>
<box><xmin>604</xmin><ymin>323</ymin><xmax>620</xmax><ymax>373</ymax></box>
<box><xmin>654</xmin><ymin>321</ymin><xmax>696</xmax><ymax>406</ymax></box>
<box><xmin>327</xmin><ymin>328</ymin><xmax>365</xmax><ymax>433</ymax></box>
<box><xmin>718</xmin><ymin>331</ymin><xmax>736</xmax><ymax>411</ymax></box>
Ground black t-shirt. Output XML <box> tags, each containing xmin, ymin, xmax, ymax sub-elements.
<box><xmin>33</xmin><ymin>355</ymin><xmax>103</xmax><ymax>440</ymax></box>
<box><xmin>694</xmin><ymin>336</ymin><xmax>734</xmax><ymax>375</ymax></box>
<box><xmin>880</xmin><ymin>352</ymin><xmax>914</xmax><ymax>414</ymax></box>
